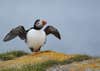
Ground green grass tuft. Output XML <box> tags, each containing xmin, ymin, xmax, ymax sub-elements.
<box><xmin>58</xmin><ymin>54</ymin><xmax>92</xmax><ymax>65</ymax></box>
<box><xmin>71</xmin><ymin>55</ymin><xmax>92</xmax><ymax>62</ymax></box>
<box><xmin>0</xmin><ymin>51</ymin><xmax>28</xmax><ymax>61</ymax></box>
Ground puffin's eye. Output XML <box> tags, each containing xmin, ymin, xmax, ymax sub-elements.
<box><xmin>36</xmin><ymin>23</ymin><xmax>39</xmax><ymax>25</ymax></box>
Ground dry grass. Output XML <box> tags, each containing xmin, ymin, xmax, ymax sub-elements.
<box><xmin>0</xmin><ymin>50</ymin><xmax>73</xmax><ymax>68</ymax></box>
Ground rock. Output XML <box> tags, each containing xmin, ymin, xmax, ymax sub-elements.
<box><xmin>46</xmin><ymin>59</ymin><xmax>100</xmax><ymax>71</ymax></box>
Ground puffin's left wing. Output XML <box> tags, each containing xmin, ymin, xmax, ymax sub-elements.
<box><xmin>44</xmin><ymin>26</ymin><xmax>61</xmax><ymax>40</ymax></box>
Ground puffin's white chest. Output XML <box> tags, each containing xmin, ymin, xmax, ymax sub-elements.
<box><xmin>27</xmin><ymin>29</ymin><xmax>46</xmax><ymax>48</ymax></box>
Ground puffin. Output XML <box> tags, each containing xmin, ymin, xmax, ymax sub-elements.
<box><xmin>3</xmin><ymin>19</ymin><xmax>61</xmax><ymax>52</ymax></box>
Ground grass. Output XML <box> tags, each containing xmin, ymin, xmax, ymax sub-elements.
<box><xmin>0</xmin><ymin>54</ymin><xmax>92</xmax><ymax>71</ymax></box>
<box><xmin>0</xmin><ymin>60</ymin><xmax>59</xmax><ymax>71</ymax></box>
<box><xmin>0</xmin><ymin>51</ymin><xmax>28</xmax><ymax>61</ymax></box>
<box><xmin>59</xmin><ymin>54</ymin><xmax>92</xmax><ymax>65</ymax></box>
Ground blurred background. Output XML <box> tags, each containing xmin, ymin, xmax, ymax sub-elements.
<box><xmin>0</xmin><ymin>0</ymin><xmax>100</xmax><ymax>56</ymax></box>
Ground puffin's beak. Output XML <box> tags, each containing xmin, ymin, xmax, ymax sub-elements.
<box><xmin>42</xmin><ymin>20</ymin><xmax>47</xmax><ymax>26</ymax></box>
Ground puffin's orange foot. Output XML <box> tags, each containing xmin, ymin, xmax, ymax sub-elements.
<box><xmin>29</xmin><ymin>47</ymin><xmax>41</xmax><ymax>52</ymax></box>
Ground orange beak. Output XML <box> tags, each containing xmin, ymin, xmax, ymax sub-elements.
<box><xmin>42</xmin><ymin>20</ymin><xmax>47</xmax><ymax>26</ymax></box>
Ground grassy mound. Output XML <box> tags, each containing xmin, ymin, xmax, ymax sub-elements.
<box><xmin>0</xmin><ymin>54</ymin><xmax>92</xmax><ymax>71</ymax></box>
<box><xmin>0</xmin><ymin>51</ymin><xmax>28</xmax><ymax>61</ymax></box>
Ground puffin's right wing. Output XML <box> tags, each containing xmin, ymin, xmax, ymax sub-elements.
<box><xmin>3</xmin><ymin>25</ymin><xmax>26</xmax><ymax>42</ymax></box>
<box><xmin>44</xmin><ymin>26</ymin><xmax>61</xmax><ymax>40</ymax></box>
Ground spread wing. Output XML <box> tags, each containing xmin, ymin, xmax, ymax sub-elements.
<box><xmin>3</xmin><ymin>25</ymin><xmax>26</xmax><ymax>42</ymax></box>
<box><xmin>44</xmin><ymin>26</ymin><xmax>61</xmax><ymax>40</ymax></box>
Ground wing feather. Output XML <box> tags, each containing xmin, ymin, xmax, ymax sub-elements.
<box><xmin>3</xmin><ymin>25</ymin><xmax>26</xmax><ymax>42</ymax></box>
<box><xmin>44</xmin><ymin>26</ymin><xmax>61</xmax><ymax>40</ymax></box>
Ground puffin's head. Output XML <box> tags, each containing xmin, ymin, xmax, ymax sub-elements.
<box><xmin>34</xmin><ymin>19</ymin><xmax>47</xmax><ymax>30</ymax></box>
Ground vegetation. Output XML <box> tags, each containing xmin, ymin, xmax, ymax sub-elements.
<box><xmin>0</xmin><ymin>51</ymin><xmax>28</xmax><ymax>61</ymax></box>
<box><xmin>0</xmin><ymin>54</ymin><xmax>92</xmax><ymax>71</ymax></box>
<box><xmin>58</xmin><ymin>54</ymin><xmax>92</xmax><ymax>65</ymax></box>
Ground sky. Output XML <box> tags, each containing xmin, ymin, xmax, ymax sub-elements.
<box><xmin>0</xmin><ymin>0</ymin><xmax>100</xmax><ymax>56</ymax></box>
